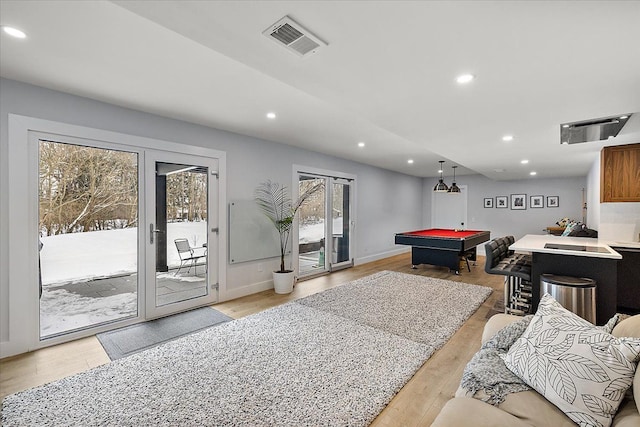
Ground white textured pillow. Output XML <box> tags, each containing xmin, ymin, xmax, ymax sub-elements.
<box><xmin>502</xmin><ymin>294</ymin><xmax>640</xmax><ymax>427</ymax></box>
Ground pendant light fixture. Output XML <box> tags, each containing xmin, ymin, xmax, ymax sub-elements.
<box><xmin>433</xmin><ymin>160</ymin><xmax>449</xmax><ymax>192</ymax></box>
<box><xmin>448</xmin><ymin>165</ymin><xmax>461</xmax><ymax>193</ymax></box>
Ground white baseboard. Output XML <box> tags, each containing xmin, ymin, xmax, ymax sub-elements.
<box><xmin>355</xmin><ymin>247</ymin><xmax>410</xmax><ymax>266</ymax></box>
<box><xmin>219</xmin><ymin>279</ymin><xmax>273</xmax><ymax>302</ymax></box>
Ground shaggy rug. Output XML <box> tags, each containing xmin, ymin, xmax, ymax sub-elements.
<box><xmin>298</xmin><ymin>271</ymin><xmax>493</xmax><ymax>350</ymax></box>
<box><xmin>1</xmin><ymin>271</ymin><xmax>491</xmax><ymax>426</ymax></box>
<box><xmin>97</xmin><ymin>306</ymin><xmax>233</xmax><ymax>360</ymax></box>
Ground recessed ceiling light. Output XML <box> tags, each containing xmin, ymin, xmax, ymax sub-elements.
<box><xmin>407</xmin><ymin>159</ymin><xmax>414</xmax><ymax>164</ymax></box>
<box><xmin>562</xmin><ymin>124</ymin><xmax>570</xmax><ymax>128</ymax></box>
<box><xmin>530</xmin><ymin>171</ymin><xmax>537</xmax><ymax>176</ymax></box>
<box><xmin>620</xmin><ymin>115</ymin><xmax>628</xmax><ymax>119</ymax></box>
<box><xmin>502</xmin><ymin>135</ymin><xmax>514</xmax><ymax>142</ymax></box>
<box><xmin>2</xmin><ymin>26</ymin><xmax>26</xmax><ymax>39</ymax></box>
<box><xmin>357</xmin><ymin>142</ymin><xmax>365</xmax><ymax>148</ymax></box>
<box><xmin>266</xmin><ymin>112</ymin><xmax>276</xmax><ymax>119</ymax></box>
<box><xmin>520</xmin><ymin>159</ymin><xmax>529</xmax><ymax>164</ymax></box>
<box><xmin>456</xmin><ymin>74</ymin><xmax>474</xmax><ymax>84</ymax></box>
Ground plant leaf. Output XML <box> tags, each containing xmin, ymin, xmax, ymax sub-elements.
<box><xmin>548</xmin><ymin>316</ymin><xmax>593</xmax><ymax>332</ymax></box>
<box><xmin>582</xmin><ymin>394</ymin><xmax>615</xmax><ymax>417</ymax></box>
<box><xmin>544</xmin><ymin>333</ymin><xmax>574</xmax><ymax>358</ymax></box>
<box><xmin>535</xmin><ymin>328</ymin><xmax>559</xmax><ymax>347</ymax></box>
<box><xmin>591</xmin><ymin>345</ymin><xmax>634</xmax><ymax>375</ymax></box>
<box><xmin>602</xmin><ymin>377</ymin><xmax>632</xmax><ymax>401</ymax></box>
<box><xmin>557</xmin><ymin>353</ymin><xmax>609</xmax><ymax>382</ymax></box>
<box><xmin>548</xmin><ymin>360</ymin><xmax>577</xmax><ymax>403</ymax></box>
<box><xmin>565</xmin><ymin>411</ymin><xmax>605</xmax><ymax>427</ymax></box>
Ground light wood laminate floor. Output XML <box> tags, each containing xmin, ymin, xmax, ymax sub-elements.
<box><xmin>0</xmin><ymin>252</ymin><xmax>504</xmax><ymax>426</ymax></box>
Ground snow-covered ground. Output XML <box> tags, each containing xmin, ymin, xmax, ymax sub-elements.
<box><xmin>39</xmin><ymin>220</ymin><xmax>331</xmax><ymax>337</ymax></box>
<box><xmin>298</xmin><ymin>218</ymin><xmax>343</xmax><ymax>244</ymax></box>
<box><xmin>40</xmin><ymin>222</ymin><xmax>206</xmax><ymax>337</ymax></box>
<box><xmin>41</xmin><ymin>222</ymin><xmax>207</xmax><ymax>286</ymax></box>
<box><xmin>40</xmin><ymin>290</ymin><xmax>137</xmax><ymax>337</ymax></box>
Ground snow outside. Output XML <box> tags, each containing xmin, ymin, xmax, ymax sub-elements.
<box><xmin>40</xmin><ymin>221</ymin><xmax>327</xmax><ymax>337</ymax></box>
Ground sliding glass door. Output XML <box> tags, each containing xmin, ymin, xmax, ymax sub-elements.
<box><xmin>298</xmin><ymin>175</ymin><xmax>327</xmax><ymax>276</ymax></box>
<box><xmin>297</xmin><ymin>173</ymin><xmax>354</xmax><ymax>278</ymax></box>
<box><xmin>330</xmin><ymin>178</ymin><xmax>353</xmax><ymax>270</ymax></box>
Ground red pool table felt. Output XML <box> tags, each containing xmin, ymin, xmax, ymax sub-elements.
<box><xmin>401</xmin><ymin>228</ymin><xmax>484</xmax><ymax>239</ymax></box>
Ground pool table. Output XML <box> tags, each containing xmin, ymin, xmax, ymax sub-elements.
<box><xmin>395</xmin><ymin>228</ymin><xmax>491</xmax><ymax>274</ymax></box>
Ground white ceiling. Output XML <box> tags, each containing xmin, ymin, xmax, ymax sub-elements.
<box><xmin>1</xmin><ymin>1</ymin><xmax>639</xmax><ymax>180</ymax></box>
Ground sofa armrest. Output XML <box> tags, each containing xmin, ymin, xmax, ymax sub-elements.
<box><xmin>482</xmin><ymin>313</ymin><xmax>523</xmax><ymax>344</ymax></box>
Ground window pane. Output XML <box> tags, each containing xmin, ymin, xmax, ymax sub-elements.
<box><xmin>39</xmin><ymin>140</ymin><xmax>138</xmax><ymax>339</ymax></box>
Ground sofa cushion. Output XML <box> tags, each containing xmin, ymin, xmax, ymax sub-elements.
<box><xmin>431</xmin><ymin>396</ymin><xmax>531</xmax><ymax>427</ymax></box>
<box><xmin>612</xmin><ymin>315</ymin><xmax>640</xmax><ymax>339</ymax></box>
<box><xmin>502</xmin><ymin>294</ymin><xmax>640</xmax><ymax>427</ymax></box>
<box><xmin>610</xmin><ymin>315</ymin><xmax>640</xmax><ymax>418</ymax></box>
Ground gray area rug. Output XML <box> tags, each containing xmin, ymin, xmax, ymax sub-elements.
<box><xmin>2</xmin><ymin>271</ymin><xmax>491</xmax><ymax>426</ymax></box>
<box><xmin>96</xmin><ymin>306</ymin><xmax>233</xmax><ymax>360</ymax></box>
<box><xmin>298</xmin><ymin>271</ymin><xmax>493</xmax><ymax>349</ymax></box>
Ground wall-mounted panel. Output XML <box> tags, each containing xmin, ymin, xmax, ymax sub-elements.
<box><xmin>229</xmin><ymin>200</ymin><xmax>280</xmax><ymax>264</ymax></box>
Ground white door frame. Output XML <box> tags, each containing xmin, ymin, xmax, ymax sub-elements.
<box><xmin>3</xmin><ymin>114</ymin><xmax>227</xmax><ymax>358</ymax></box>
<box><xmin>144</xmin><ymin>151</ymin><xmax>219</xmax><ymax>319</ymax></box>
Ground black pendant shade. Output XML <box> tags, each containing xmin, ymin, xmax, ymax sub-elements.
<box><xmin>433</xmin><ymin>161</ymin><xmax>449</xmax><ymax>192</ymax></box>
<box><xmin>448</xmin><ymin>165</ymin><xmax>461</xmax><ymax>193</ymax></box>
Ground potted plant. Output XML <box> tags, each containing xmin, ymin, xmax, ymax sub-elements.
<box><xmin>254</xmin><ymin>179</ymin><xmax>322</xmax><ymax>294</ymax></box>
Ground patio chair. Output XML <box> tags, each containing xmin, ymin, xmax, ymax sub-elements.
<box><xmin>174</xmin><ymin>238</ymin><xmax>207</xmax><ymax>275</ymax></box>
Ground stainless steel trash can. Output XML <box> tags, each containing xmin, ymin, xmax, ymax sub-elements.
<box><xmin>541</xmin><ymin>274</ymin><xmax>596</xmax><ymax>323</ymax></box>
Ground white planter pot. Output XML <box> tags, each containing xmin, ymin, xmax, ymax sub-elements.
<box><xmin>272</xmin><ymin>271</ymin><xmax>296</xmax><ymax>294</ymax></box>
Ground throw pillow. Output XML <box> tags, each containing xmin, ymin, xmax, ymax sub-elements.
<box><xmin>501</xmin><ymin>294</ymin><xmax>640</xmax><ymax>427</ymax></box>
<box><xmin>600</xmin><ymin>314</ymin><xmax>621</xmax><ymax>335</ymax></box>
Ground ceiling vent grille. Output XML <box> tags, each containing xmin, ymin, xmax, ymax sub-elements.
<box><xmin>263</xmin><ymin>16</ymin><xmax>327</xmax><ymax>57</ymax></box>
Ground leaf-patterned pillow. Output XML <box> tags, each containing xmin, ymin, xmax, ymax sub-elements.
<box><xmin>501</xmin><ymin>294</ymin><xmax>640</xmax><ymax>427</ymax></box>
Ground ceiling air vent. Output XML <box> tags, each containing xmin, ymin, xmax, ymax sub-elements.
<box><xmin>263</xmin><ymin>16</ymin><xmax>327</xmax><ymax>57</ymax></box>
<box><xmin>560</xmin><ymin>114</ymin><xmax>632</xmax><ymax>145</ymax></box>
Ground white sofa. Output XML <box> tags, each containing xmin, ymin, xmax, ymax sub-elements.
<box><xmin>432</xmin><ymin>313</ymin><xmax>640</xmax><ymax>427</ymax></box>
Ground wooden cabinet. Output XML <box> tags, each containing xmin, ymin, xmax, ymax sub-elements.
<box><xmin>601</xmin><ymin>143</ymin><xmax>640</xmax><ymax>202</ymax></box>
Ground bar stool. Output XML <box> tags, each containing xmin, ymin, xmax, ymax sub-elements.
<box><xmin>484</xmin><ymin>238</ymin><xmax>532</xmax><ymax>315</ymax></box>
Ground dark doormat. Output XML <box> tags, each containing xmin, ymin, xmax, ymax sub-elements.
<box><xmin>97</xmin><ymin>306</ymin><xmax>232</xmax><ymax>360</ymax></box>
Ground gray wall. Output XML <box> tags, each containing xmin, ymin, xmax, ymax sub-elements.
<box><xmin>0</xmin><ymin>77</ymin><xmax>595</xmax><ymax>349</ymax></box>
<box><xmin>422</xmin><ymin>174</ymin><xmax>587</xmax><ymax>247</ymax></box>
<box><xmin>0</xmin><ymin>78</ymin><xmax>423</xmax><ymax>343</ymax></box>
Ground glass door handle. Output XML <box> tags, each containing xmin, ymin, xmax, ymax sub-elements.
<box><xmin>149</xmin><ymin>223</ymin><xmax>164</xmax><ymax>244</ymax></box>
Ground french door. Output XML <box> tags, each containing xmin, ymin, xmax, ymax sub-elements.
<box><xmin>145</xmin><ymin>152</ymin><xmax>219</xmax><ymax>319</ymax></box>
<box><xmin>37</xmin><ymin>137</ymin><xmax>142</xmax><ymax>339</ymax></box>
<box><xmin>36</xmin><ymin>135</ymin><xmax>219</xmax><ymax>340</ymax></box>
<box><xmin>297</xmin><ymin>172</ymin><xmax>354</xmax><ymax>278</ymax></box>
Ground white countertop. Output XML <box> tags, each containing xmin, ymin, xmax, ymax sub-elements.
<box><xmin>510</xmin><ymin>234</ymin><xmax>622</xmax><ymax>259</ymax></box>
<box><xmin>605</xmin><ymin>240</ymin><xmax>640</xmax><ymax>249</ymax></box>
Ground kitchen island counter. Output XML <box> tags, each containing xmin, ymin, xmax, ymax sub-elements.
<box><xmin>510</xmin><ymin>234</ymin><xmax>620</xmax><ymax>324</ymax></box>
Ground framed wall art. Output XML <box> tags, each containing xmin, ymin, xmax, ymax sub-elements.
<box><xmin>547</xmin><ymin>196</ymin><xmax>559</xmax><ymax>207</ymax></box>
<box><xmin>496</xmin><ymin>196</ymin><xmax>508</xmax><ymax>208</ymax></box>
<box><xmin>511</xmin><ymin>194</ymin><xmax>526</xmax><ymax>210</ymax></box>
<box><xmin>484</xmin><ymin>198</ymin><xmax>494</xmax><ymax>208</ymax></box>
<box><xmin>530</xmin><ymin>195</ymin><xmax>544</xmax><ymax>208</ymax></box>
